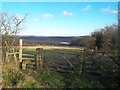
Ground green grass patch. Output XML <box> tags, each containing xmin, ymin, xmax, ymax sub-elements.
<box><xmin>65</xmin><ymin>74</ymin><xmax>104</xmax><ymax>88</ymax></box>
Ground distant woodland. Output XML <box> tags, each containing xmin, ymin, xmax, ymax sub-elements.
<box><xmin>19</xmin><ymin>24</ymin><xmax>119</xmax><ymax>52</ymax></box>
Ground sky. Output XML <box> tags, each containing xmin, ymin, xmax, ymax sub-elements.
<box><xmin>1</xmin><ymin>2</ymin><xmax>118</xmax><ymax>36</ymax></box>
<box><xmin>1</xmin><ymin>0</ymin><xmax>119</xmax><ymax>2</ymax></box>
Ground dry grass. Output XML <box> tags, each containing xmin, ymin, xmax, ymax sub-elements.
<box><xmin>22</xmin><ymin>45</ymin><xmax>84</xmax><ymax>50</ymax></box>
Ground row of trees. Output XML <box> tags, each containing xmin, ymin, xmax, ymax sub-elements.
<box><xmin>70</xmin><ymin>24</ymin><xmax>120</xmax><ymax>67</ymax></box>
<box><xmin>70</xmin><ymin>24</ymin><xmax>119</xmax><ymax>52</ymax></box>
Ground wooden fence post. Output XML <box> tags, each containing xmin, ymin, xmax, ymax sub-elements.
<box><xmin>79</xmin><ymin>51</ymin><xmax>85</xmax><ymax>74</ymax></box>
<box><xmin>5</xmin><ymin>52</ymin><xmax>9</xmax><ymax>62</ymax></box>
<box><xmin>35</xmin><ymin>48</ymin><xmax>43</xmax><ymax>68</ymax></box>
<box><xmin>19</xmin><ymin>39</ymin><xmax>22</xmax><ymax>69</ymax></box>
<box><xmin>0</xmin><ymin>34</ymin><xmax>2</xmax><ymax>89</ymax></box>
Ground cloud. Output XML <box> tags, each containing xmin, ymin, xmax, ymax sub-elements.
<box><xmin>31</xmin><ymin>18</ymin><xmax>39</xmax><ymax>21</ymax></box>
<box><xmin>111</xmin><ymin>10</ymin><xmax>118</xmax><ymax>14</ymax></box>
<box><xmin>63</xmin><ymin>10</ymin><xmax>73</xmax><ymax>16</ymax></box>
<box><xmin>101</xmin><ymin>7</ymin><xmax>118</xmax><ymax>14</ymax></box>
<box><xmin>42</xmin><ymin>13</ymin><xmax>53</xmax><ymax>18</ymax></box>
<box><xmin>101</xmin><ymin>7</ymin><xmax>111</xmax><ymax>12</ymax></box>
<box><xmin>82</xmin><ymin>5</ymin><xmax>91</xmax><ymax>11</ymax></box>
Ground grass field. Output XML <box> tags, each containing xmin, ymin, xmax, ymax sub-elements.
<box><xmin>3</xmin><ymin>45</ymin><xmax>119</xmax><ymax>88</ymax></box>
<box><xmin>21</xmin><ymin>46</ymin><xmax>104</xmax><ymax>88</ymax></box>
<box><xmin>22</xmin><ymin>45</ymin><xmax>84</xmax><ymax>67</ymax></box>
<box><xmin>21</xmin><ymin>46</ymin><xmax>107</xmax><ymax>88</ymax></box>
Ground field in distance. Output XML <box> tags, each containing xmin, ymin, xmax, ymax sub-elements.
<box><xmin>22</xmin><ymin>45</ymin><xmax>84</xmax><ymax>50</ymax></box>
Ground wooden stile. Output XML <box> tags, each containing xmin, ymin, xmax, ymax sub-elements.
<box><xmin>5</xmin><ymin>39</ymin><xmax>45</xmax><ymax>70</ymax></box>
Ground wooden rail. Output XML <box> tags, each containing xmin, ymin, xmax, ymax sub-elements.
<box><xmin>22</xmin><ymin>54</ymin><xmax>34</xmax><ymax>57</ymax></box>
<box><xmin>63</xmin><ymin>56</ymin><xmax>73</xmax><ymax>67</ymax></box>
<box><xmin>22</xmin><ymin>58</ymin><xmax>35</xmax><ymax>60</ymax></box>
<box><xmin>6</xmin><ymin>52</ymin><xmax>19</xmax><ymax>55</ymax></box>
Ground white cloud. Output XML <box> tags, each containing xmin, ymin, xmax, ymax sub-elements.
<box><xmin>111</xmin><ymin>10</ymin><xmax>118</xmax><ymax>14</ymax></box>
<box><xmin>101</xmin><ymin>7</ymin><xmax>111</xmax><ymax>12</ymax></box>
<box><xmin>101</xmin><ymin>7</ymin><xmax>118</xmax><ymax>14</ymax></box>
<box><xmin>31</xmin><ymin>18</ymin><xmax>39</xmax><ymax>21</ymax></box>
<box><xmin>42</xmin><ymin>13</ymin><xmax>53</xmax><ymax>18</ymax></box>
<box><xmin>63</xmin><ymin>10</ymin><xmax>73</xmax><ymax>16</ymax></box>
<box><xmin>82</xmin><ymin>5</ymin><xmax>91</xmax><ymax>11</ymax></box>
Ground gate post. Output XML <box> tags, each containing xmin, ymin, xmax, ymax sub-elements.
<box><xmin>19</xmin><ymin>39</ymin><xmax>22</xmax><ymax>69</ymax></box>
<box><xmin>35</xmin><ymin>48</ymin><xmax>43</xmax><ymax>68</ymax></box>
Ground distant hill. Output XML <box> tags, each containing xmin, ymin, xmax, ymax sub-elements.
<box><xmin>17</xmin><ymin>36</ymin><xmax>84</xmax><ymax>45</ymax></box>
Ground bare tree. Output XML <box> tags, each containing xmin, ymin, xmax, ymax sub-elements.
<box><xmin>0</xmin><ymin>12</ymin><xmax>27</xmax><ymax>56</ymax></box>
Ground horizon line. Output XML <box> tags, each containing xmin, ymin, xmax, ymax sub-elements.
<box><xmin>17</xmin><ymin>35</ymin><xmax>89</xmax><ymax>37</ymax></box>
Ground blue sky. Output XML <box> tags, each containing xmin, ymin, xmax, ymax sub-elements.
<box><xmin>1</xmin><ymin>2</ymin><xmax>118</xmax><ymax>36</ymax></box>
